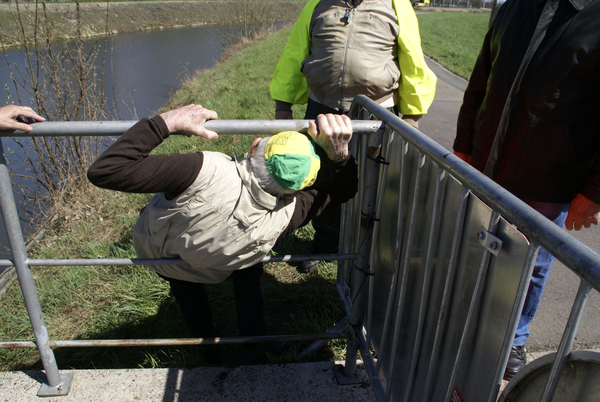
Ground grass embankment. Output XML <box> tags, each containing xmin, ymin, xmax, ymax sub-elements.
<box><xmin>0</xmin><ymin>26</ymin><xmax>331</xmax><ymax>371</ymax></box>
<box><xmin>417</xmin><ymin>11</ymin><xmax>490</xmax><ymax>79</ymax></box>
<box><xmin>0</xmin><ymin>12</ymin><xmax>489</xmax><ymax>371</ymax></box>
<box><xmin>0</xmin><ymin>0</ymin><xmax>306</xmax><ymax>48</ymax></box>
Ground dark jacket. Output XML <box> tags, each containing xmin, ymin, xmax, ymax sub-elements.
<box><xmin>453</xmin><ymin>0</ymin><xmax>600</xmax><ymax>204</ymax></box>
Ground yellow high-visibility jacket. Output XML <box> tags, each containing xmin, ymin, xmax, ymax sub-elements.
<box><xmin>270</xmin><ymin>0</ymin><xmax>436</xmax><ymax>116</ymax></box>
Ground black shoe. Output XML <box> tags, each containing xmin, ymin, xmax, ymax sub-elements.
<box><xmin>504</xmin><ymin>345</ymin><xmax>527</xmax><ymax>381</ymax></box>
<box><xmin>239</xmin><ymin>342</ymin><xmax>292</xmax><ymax>364</ymax></box>
<box><xmin>264</xmin><ymin>341</ymin><xmax>292</xmax><ymax>357</ymax></box>
<box><xmin>239</xmin><ymin>343</ymin><xmax>267</xmax><ymax>364</ymax></box>
<box><xmin>298</xmin><ymin>259</ymin><xmax>319</xmax><ymax>274</ymax></box>
<box><xmin>198</xmin><ymin>323</ymin><xmax>222</xmax><ymax>365</ymax></box>
<box><xmin>297</xmin><ymin>243</ymin><xmax>336</xmax><ymax>274</ymax></box>
<box><xmin>203</xmin><ymin>345</ymin><xmax>223</xmax><ymax>365</ymax></box>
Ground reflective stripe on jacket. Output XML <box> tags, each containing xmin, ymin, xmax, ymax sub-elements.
<box><xmin>270</xmin><ymin>0</ymin><xmax>436</xmax><ymax>115</ymax></box>
<box><xmin>133</xmin><ymin>152</ymin><xmax>295</xmax><ymax>284</ymax></box>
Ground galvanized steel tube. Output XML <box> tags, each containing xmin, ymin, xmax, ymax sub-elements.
<box><xmin>0</xmin><ymin>139</ymin><xmax>63</xmax><ymax>390</ymax></box>
<box><xmin>443</xmin><ymin>211</ymin><xmax>501</xmax><ymax>402</ymax></box>
<box><xmin>344</xmin><ymin>104</ymin><xmax>386</xmax><ymax>378</ymax></box>
<box><xmin>350</xmin><ymin>95</ymin><xmax>600</xmax><ymax>294</ymax></box>
<box><xmin>366</xmin><ymin>127</ymin><xmax>393</xmax><ymax>346</ymax></box>
<box><xmin>487</xmin><ymin>243</ymin><xmax>540</xmax><ymax>402</ymax></box>
<box><xmin>422</xmin><ymin>185</ymin><xmax>469</xmax><ymax>402</ymax></box>
<box><xmin>0</xmin><ymin>333</ymin><xmax>349</xmax><ymax>349</ymax></box>
<box><xmin>0</xmin><ymin>253</ymin><xmax>358</xmax><ymax>268</ymax></box>
<box><xmin>0</xmin><ymin>120</ymin><xmax>384</xmax><ymax>137</ymax></box>
<box><xmin>385</xmin><ymin>152</ymin><xmax>426</xmax><ymax>402</ymax></box>
<box><xmin>540</xmin><ymin>280</ymin><xmax>592</xmax><ymax>402</ymax></box>
<box><xmin>402</xmin><ymin>167</ymin><xmax>446</xmax><ymax>402</ymax></box>
<box><xmin>374</xmin><ymin>138</ymin><xmax>409</xmax><ymax>378</ymax></box>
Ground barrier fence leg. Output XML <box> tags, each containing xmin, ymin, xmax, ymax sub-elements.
<box><xmin>344</xmin><ymin>130</ymin><xmax>383</xmax><ymax>379</ymax></box>
<box><xmin>298</xmin><ymin>316</ymin><xmax>349</xmax><ymax>362</ymax></box>
<box><xmin>0</xmin><ymin>139</ymin><xmax>72</xmax><ymax>396</ymax></box>
<box><xmin>540</xmin><ymin>279</ymin><xmax>592</xmax><ymax>402</ymax></box>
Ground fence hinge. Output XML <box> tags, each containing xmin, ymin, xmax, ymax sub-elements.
<box><xmin>477</xmin><ymin>227</ymin><xmax>503</xmax><ymax>256</ymax></box>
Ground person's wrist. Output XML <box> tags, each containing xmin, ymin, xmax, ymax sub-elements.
<box><xmin>328</xmin><ymin>148</ymin><xmax>349</xmax><ymax>161</ymax></box>
<box><xmin>275</xmin><ymin>101</ymin><xmax>292</xmax><ymax>112</ymax></box>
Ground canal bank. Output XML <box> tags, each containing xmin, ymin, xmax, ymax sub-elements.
<box><xmin>0</xmin><ymin>1</ymin><xmax>304</xmax><ymax>48</ymax></box>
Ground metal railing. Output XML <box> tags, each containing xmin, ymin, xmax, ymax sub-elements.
<box><xmin>1</xmin><ymin>97</ymin><xmax>599</xmax><ymax>400</ymax></box>
<box><xmin>0</xmin><ymin>118</ymin><xmax>381</xmax><ymax>396</ymax></box>
<box><xmin>318</xmin><ymin>96</ymin><xmax>599</xmax><ymax>402</ymax></box>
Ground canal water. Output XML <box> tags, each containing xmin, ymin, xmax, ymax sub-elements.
<box><xmin>0</xmin><ymin>24</ymin><xmax>238</xmax><ymax>264</ymax></box>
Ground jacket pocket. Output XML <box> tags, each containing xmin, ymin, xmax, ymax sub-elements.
<box><xmin>301</xmin><ymin>55</ymin><xmax>340</xmax><ymax>96</ymax></box>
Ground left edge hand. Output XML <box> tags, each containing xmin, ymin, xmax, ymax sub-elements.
<box><xmin>0</xmin><ymin>105</ymin><xmax>45</xmax><ymax>132</ymax></box>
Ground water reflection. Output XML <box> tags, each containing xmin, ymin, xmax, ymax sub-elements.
<box><xmin>0</xmin><ymin>24</ymin><xmax>231</xmax><ymax>263</ymax></box>
<box><xmin>101</xmin><ymin>25</ymin><xmax>226</xmax><ymax>118</ymax></box>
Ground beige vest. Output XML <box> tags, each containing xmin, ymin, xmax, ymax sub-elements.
<box><xmin>133</xmin><ymin>152</ymin><xmax>296</xmax><ymax>284</ymax></box>
<box><xmin>302</xmin><ymin>0</ymin><xmax>400</xmax><ymax>111</ymax></box>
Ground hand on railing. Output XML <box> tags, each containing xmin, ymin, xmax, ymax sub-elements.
<box><xmin>0</xmin><ymin>105</ymin><xmax>45</xmax><ymax>132</ymax></box>
<box><xmin>159</xmin><ymin>104</ymin><xmax>218</xmax><ymax>139</ymax></box>
<box><xmin>307</xmin><ymin>114</ymin><xmax>352</xmax><ymax>161</ymax></box>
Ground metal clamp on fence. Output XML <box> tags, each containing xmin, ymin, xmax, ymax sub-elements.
<box><xmin>477</xmin><ymin>227</ymin><xmax>504</xmax><ymax>256</ymax></box>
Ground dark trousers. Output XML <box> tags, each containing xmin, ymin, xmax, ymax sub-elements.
<box><xmin>304</xmin><ymin>98</ymin><xmax>398</xmax><ymax>253</ymax></box>
<box><xmin>160</xmin><ymin>263</ymin><xmax>266</xmax><ymax>338</ymax></box>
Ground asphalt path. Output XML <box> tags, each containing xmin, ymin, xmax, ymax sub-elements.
<box><xmin>421</xmin><ymin>57</ymin><xmax>600</xmax><ymax>353</ymax></box>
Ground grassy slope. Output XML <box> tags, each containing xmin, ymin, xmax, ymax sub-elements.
<box><xmin>417</xmin><ymin>11</ymin><xmax>490</xmax><ymax>79</ymax></box>
<box><xmin>0</xmin><ymin>27</ymin><xmax>341</xmax><ymax>371</ymax></box>
<box><xmin>0</xmin><ymin>13</ymin><xmax>490</xmax><ymax>370</ymax></box>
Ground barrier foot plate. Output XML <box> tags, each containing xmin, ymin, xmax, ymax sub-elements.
<box><xmin>37</xmin><ymin>373</ymin><xmax>73</xmax><ymax>397</ymax></box>
<box><xmin>334</xmin><ymin>363</ymin><xmax>369</xmax><ymax>385</ymax></box>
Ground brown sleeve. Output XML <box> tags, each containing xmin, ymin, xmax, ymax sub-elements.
<box><xmin>87</xmin><ymin>116</ymin><xmax>202</xmax><ymax>199</ymax></box>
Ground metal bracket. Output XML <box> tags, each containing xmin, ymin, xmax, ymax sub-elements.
<box><xmin>477</xmin><ymin>227</ymin><xmax>503</xmax><ymax>256</ymax></box>
<box><xmin>37</xmin><ymin>373</ymin><xmax>73</xmax><ymax>397</ymax></box>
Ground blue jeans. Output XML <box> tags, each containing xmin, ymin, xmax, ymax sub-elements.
<box><xmin>513</xmin><ymin>201</ymin><xmax>570</xmax><ymax>346</ymax></box>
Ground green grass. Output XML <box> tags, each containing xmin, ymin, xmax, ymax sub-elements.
<box><xmin>0</xmin><ymin>26</ymin><xmax>341</xmax><ymax>371</ymax></box>
<box><xmin>417</xmin><ymin>11</ymin><xmax>490</xmax><ymax>79</ymax></box>
<box><xmin>0</xmin><ymin>14</ymin><xmax>490</xmax><ymax>371</ymax></box>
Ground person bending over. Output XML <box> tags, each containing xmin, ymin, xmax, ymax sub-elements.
<box><xmin>87</xmin><ymin>104</ymin><xmax>358</xmax><ymax>361</ymax></box>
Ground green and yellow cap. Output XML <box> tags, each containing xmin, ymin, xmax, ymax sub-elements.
<box><xmin>264</xmin><ymin>131</ymin><xmax>321</xmax><ymax>191</ymax></box>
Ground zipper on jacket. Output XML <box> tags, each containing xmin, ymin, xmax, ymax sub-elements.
<box><xmin>339</xmin><ymin>6</ymin><xmax>356</xmax><ymax>112</ymax></box>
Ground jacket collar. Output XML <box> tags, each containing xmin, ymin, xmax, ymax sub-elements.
<box><xmin>535</xmin><ymin>0</ymin><xmax>596</xmax><ymax>11</ymax></box>
<box><xmin>569</xmin><ymin>0</ymin><xmax>595</xmax><ymax>10</ymax></box>
<box><xmin>234</xmin><ymin>157</ymin><xmax>279</xmax><ymax>210</ymax></box>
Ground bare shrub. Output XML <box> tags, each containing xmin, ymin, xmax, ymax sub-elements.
<box><xmin>219</xmin><ymin>0</ymin><xmax>281</xmax><ymax>45</ymax></box>
<box><xmin>1</xmin><ymin>0</ymin><xmax>117</xmax><ymax>228</ymax></box>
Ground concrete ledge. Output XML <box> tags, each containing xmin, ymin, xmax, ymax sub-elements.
<box><xmin>0</xmin><ymin>361</ymin><xmax>376</xmax><ymax>401</ymax></box>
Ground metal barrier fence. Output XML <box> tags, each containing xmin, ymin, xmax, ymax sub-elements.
<box><xmin>1</xmin><ymin>97</ymin><xmax>600</xmax><ymax>400</ymax></box>
<box><xmin>0</xmin><ymin>117</ymin><xmax>381</xmax><ymax>396</ymax></box>
<box><xmin>320</xmin><ymin>96</ymin><xmax>599</xmax><ymax>402</ymax></box>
